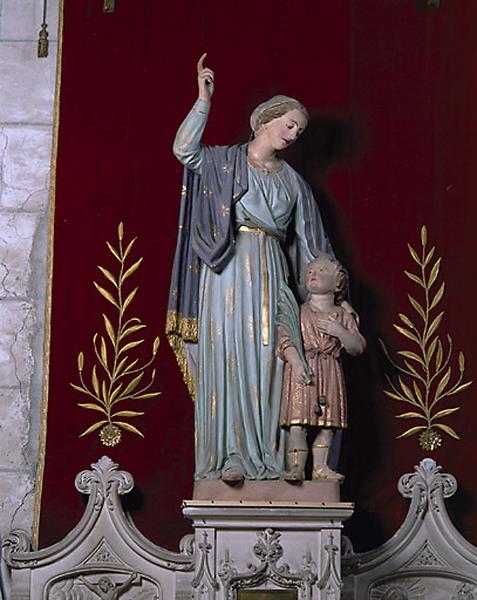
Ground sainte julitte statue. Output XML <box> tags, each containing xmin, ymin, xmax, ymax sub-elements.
<box><xmin>167</xmin><ymin>55</ymin><xmax>336</xmax><ymax>482</ymax></box>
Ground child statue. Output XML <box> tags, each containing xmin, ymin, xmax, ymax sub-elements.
<box><xmin>277</xmin><ymin>255</ymin><xmax>366</xmax><ymax>481</ymax></box>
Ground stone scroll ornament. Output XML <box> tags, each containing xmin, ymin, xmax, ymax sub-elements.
<box><xmin>71</xmin><ymin>223</ymin><xmax>161</xmax><ymax>447</ymax></box>
<box><xmin>380</xmin><ymin>226</ymin><xmax>472</xmax><ymax>451</ymax></box>
<box><xmin>219</xmin><ymin>529</ymin><xmax>317</xmax><ymax>600</ymax></box>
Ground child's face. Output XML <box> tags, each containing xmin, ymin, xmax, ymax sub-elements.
<box><xmin>305</xmin><ymin>258</ymin><xmax>338</xmax><ymax>295</ymax></box>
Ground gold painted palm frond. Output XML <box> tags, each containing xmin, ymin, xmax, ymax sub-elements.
<box><xmin>380</xmin><ymin>226</ymin><xmax>472</xmax><ymax>451</ymax></box>
<box><xmin>71</xmin><ymin>222</ymin><xmax>161</xmax><ymax>446</ymax></box>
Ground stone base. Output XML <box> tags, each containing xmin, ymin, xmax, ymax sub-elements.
<box><xmin>193</xmin><ymin>479</ymin><xmax>340</xmax><ymax>502</ymax></box>
<box><xmin>183</xmin><ymin>501</ymin><xmax>354</xmax><ymax>600</ymax></box>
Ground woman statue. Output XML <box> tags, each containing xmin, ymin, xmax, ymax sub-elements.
<box><xmin>166</xmin><ymin>55</ymin><xmax>333</xmax><ymax>482</ymax></box>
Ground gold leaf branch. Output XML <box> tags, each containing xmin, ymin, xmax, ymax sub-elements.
<box><xmin>71</xmin><ymin>222</ymin><xmax>161</xmax><ymax>446</ymax></box>
<box><xmin>380</xmin><ymin>225</ymin><xmax>472</xmax><ymax>451</ymax></box>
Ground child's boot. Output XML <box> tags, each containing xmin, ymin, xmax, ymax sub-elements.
<box><xmin>284</xmin><ymin>448</ymin><xmax>307</xmax><ymax>481</ymax></box>
<box><xmin>312</xmin><ymin>429</ymin><xmax>344</xmax><ymax>481</ymax></box>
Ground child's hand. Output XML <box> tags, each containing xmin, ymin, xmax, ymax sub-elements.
<box><xmin>292</xmin><ymin>363</ymin><xmax>312</xmax><ymax>385</ymax></box>
<box><xmin>316</xmin><ymin>315</ymin><xmax>347</xmax><ymax>339</ymax></box>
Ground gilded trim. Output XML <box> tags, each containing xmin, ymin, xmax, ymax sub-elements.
<box><xmin>238</xmin><ymin>224</ymin><xmax>281</xmax><ymax>241</ymax></box>
<box><xmin>165</xmin><ymin>310</ymin><xmax>198</xmax><ymax>399</ymax></box>
<box><xmin>32</xmin><ymin>0</ymin><xmax>64</xmax><ymax>550</ymax></box>
<box><xmin>166</xmin><ymin>309</ymin><xmax>198</xmax><ymax>341</ymax></box>
<box><xmin>247</xmin><ymin>155</ymin><xmax>284</xmax><ymax>174</ymax></box>
<box><xmin>238</xmin><ymin>225</ymin><xmax>284</xmax><ymax>347</ymax></box>
<box><xmin>260</xmin><ymin>231</ymin><xmax>269</xmax><ymax>346</ymax></box>
<box><xmin>285</xmin><ymin>418</ymin><xmax>347</xmax><ymax>428</ymax></box>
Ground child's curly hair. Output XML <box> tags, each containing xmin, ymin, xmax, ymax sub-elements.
<box><xmin>306</xmin><ymin>254</ymin><xmax>349</xmax><ymax>306</ymax></box>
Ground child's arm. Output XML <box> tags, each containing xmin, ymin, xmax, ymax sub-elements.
<box><xmin>277</xmin><ymin>326</ymin><xmax>312</xmax><ymax>385</ymax></box>
<box><xmin>315</xmin><ymin>314</ymin><xmax>366</xmax><ymax>356</ymax></box>
<box><xmin>283</xmin><ymin>346</ymin><xmax>311</xmax><ymax>384</ymax></box>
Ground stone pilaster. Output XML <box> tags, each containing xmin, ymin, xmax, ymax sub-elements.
<box><xmin>0</xmin><ymin>0</ymin><xmax>59</xmax><ymax>554</ymax></box>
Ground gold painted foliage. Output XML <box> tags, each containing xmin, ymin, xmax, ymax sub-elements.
<box><xmin>381</xmin><ymin>226</ymin><xmax>472</xmax><ymax>451</ymax></box>
<box><xmin>71</xmin><ymin>222</ymin><xmax>161</xmax><ymax>446</ymax></box>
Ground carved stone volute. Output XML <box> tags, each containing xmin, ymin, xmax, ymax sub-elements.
<box><xmin>2</xmin><ymin>529</ymin><xmax>33</xmax><ymax>567</ymax></box>
<box><xmin>253</xmin><ymin>529</ymin><xmax>283</xmax><ymax>566</ymax></box>
<box><xmin>75</xmin><ymin>455</ymin><xmax>134</xmax><ymax>511</ymax></box>
<box><xmin>398</xmin><ymin>458</ymin><xmax>457</xmax><ymax>513</ymax></box>
<box><xmin>342</xmin><ymin>458</ymin><xmax>477</xmax><ymax>598</ymax></box>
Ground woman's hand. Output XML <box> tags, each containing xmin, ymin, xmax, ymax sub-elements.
<box><xmin>197</xmin><ymin>53</ymin><xmax>214</xmax><ymax>102</ymax></box>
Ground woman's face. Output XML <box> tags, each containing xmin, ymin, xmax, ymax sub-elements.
<box><xmin>258</xmin><ymin>108</ymin><xmax>308</xmax><ymax>151</ymax></box>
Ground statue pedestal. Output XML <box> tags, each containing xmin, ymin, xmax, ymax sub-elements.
<box><xmin>183</xmin><ymin>500</ymin><xmax>353</xmax><ymax>600</ymax></box>
<box><xmin>193</xmin><ymin>480</ymin><xmax>340</xmax><ymax>503</ymax></box>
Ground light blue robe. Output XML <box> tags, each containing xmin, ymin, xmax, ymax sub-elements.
<box><xmin>174</xmin><ymin>100</ymin><xmax>318</xmax><ymax>480</ymax></box>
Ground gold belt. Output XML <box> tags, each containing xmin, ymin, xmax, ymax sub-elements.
<box><xmin>238</xmin><ymin>225</ymin><xmax>281</xmax><ymax>241</ymax></box>
<box><xmin>238</xmin><ymin>225</ymin><xmax>280</xmax><ymax>346</ymax></box>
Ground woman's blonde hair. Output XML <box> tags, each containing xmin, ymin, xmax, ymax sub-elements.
<box><xmin>250</xmin><ymin>95</ymin><xmax>309</xmax><ymax>133</ymax></box>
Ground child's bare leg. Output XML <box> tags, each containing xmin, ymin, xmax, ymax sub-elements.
<box><xmin>285</xmin><ymin>425</ymin><xmax>308</xmax><ymax>481</ymax></box>
<box><xmin>312</xmin><ymin>428</ymin><xmax>344</xmax><ymax>481</ymax></box>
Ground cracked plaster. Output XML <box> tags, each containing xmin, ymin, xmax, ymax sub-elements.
<box><xmin>0</xmin><ymin>0</ymin><xmax>58</xmax><ymax>568</ymax></box>
<box><xmin>0</xmin><ymin>299</ymin><xmax>35</xmax><ymax>385</ymax></box>
<box><xmin>0</xmin><ymin>126</ymin><xmax>52</xmax><ymax>211</ymax></box>
<box><xmin>0</xmin><ymin>212</ymin><xmax>41</xmax><ymax>297</ymax></box>
<box><xmin>0</xmin><ymin>388</ymin><xmax>31</xmax><ymax>470</ymax></box>
<box><xmin>0</xmin><ymin>470</ymin><xmax>35</xmax><ymax>537</ymax></box>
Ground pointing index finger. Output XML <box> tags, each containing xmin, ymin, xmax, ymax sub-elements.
<box><xmin>197</xmin><ymin>52</ymin><xmax>207</xmax><ymax>73</ymax></box>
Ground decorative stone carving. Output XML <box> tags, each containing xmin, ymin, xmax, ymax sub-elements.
<box><xmin>47</xmin><ymin>572</ymin><xmax>161</xmax><ymax>599</ymax></box>
<box><xmin>342</xmin><ymin>458</ymin><xmax>477</xmax><ymax>599</ymax></box>
<box><xmin>2</xmin><ymin>529</ymin><xmax>35</xmax><ymax>568</ymax></box>
<box><xmin>2</xmin><ymin>456</ymin><xmax>194</xmax><ymax>599</ymax></box>
<box><xmin>370</xmin><ymin>578</ymin><xmax>426</xmax><ymax>599</ymax></box>
<box><xmin>317</xmin><ymin>533</ymin><xmax>341</xmax><ymax>596</ymax></box>
<box><xmin>398</xmin><ymin>457</ymin><xmax>457</xmax><ymax>513</ymax></box>
<box><xmin>180</xmin><ymin>533</ymin><xmax>195</xmax><ymax>557</ymax></box>
<box><xmin>82</xmin><ymin>539</ymin><xmax>126</xmax><ymax>566</ymax></box>
<box><xmin>184</xmin><ymin>501</ymin><xmax>353</xmax><ymax>600</ymax></box>
<box><xmin>218</xmin><ymin>529</ymin><xmax>317</xmax><ymax>600</ymax></box>
<box><xmin>191</xmin><ymin>531</ymin><xmax>219</xmax><ymax>600</ymax></box>
<box><xmin>452</xmin><ymin>583</ymin><xmax>477</xmax><ymax>599</ymax></box>
<box><xmin>403</xmin><ymin>541</ymin><xmax>448</xmax><ymax>569</ymax></box>
<box><xmin>4</xmin><ymin>458</ymin><xmax>354</xmax><ymax>599</ymax></box>
<box><xmin>75</xmin><ymin>455</ymin><xmax>134</xmax><ymax>511</ymax></box>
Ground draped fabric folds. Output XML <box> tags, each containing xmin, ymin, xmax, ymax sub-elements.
<box><xmin>166</xmin><ymin>144</ymin><xmax>332</xmax><ymax>398</ymax></box>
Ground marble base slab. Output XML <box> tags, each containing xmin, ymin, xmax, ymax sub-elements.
<box><xmin>193</xmin><ymin>479</ymin><xmax>340</xmax><ymax>502</ymax></box>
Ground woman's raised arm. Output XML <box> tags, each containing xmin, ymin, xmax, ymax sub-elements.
<box><xmin>173</xmin><ymin>54</ymin><xmax>214</xmax><ymax>174</ymax></box>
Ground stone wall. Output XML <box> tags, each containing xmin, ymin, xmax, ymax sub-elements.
<box><xmin>0</xmin><ymin>0</ymin><xmax>59</xmax><ymax>575</ymax></box>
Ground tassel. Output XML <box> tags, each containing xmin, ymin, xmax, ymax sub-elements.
<box><xmin>37</xmin><ymin>0</ymin><xmax>49</xmax><ymax>58</ymax></box>
<box><xmin>37</xmin><ymin>22</ymin><xmax>49</xmax><ymax>58</ymax></box>
<box><xmin>103</xmin><ymin>0</ymin><xmax>116</xmax><ymax>12</ymax></box>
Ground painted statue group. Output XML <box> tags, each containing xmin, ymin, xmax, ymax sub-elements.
<box><xmin>167</xmin><ymin>55</ymin><xmax>366</xmax><ymax>484</ymax></box>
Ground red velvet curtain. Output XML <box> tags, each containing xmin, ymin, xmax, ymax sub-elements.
<box><xmin>40</xmin><ymin>0</ymin><xmax>477</xmax><ymax>552</ymax></box>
